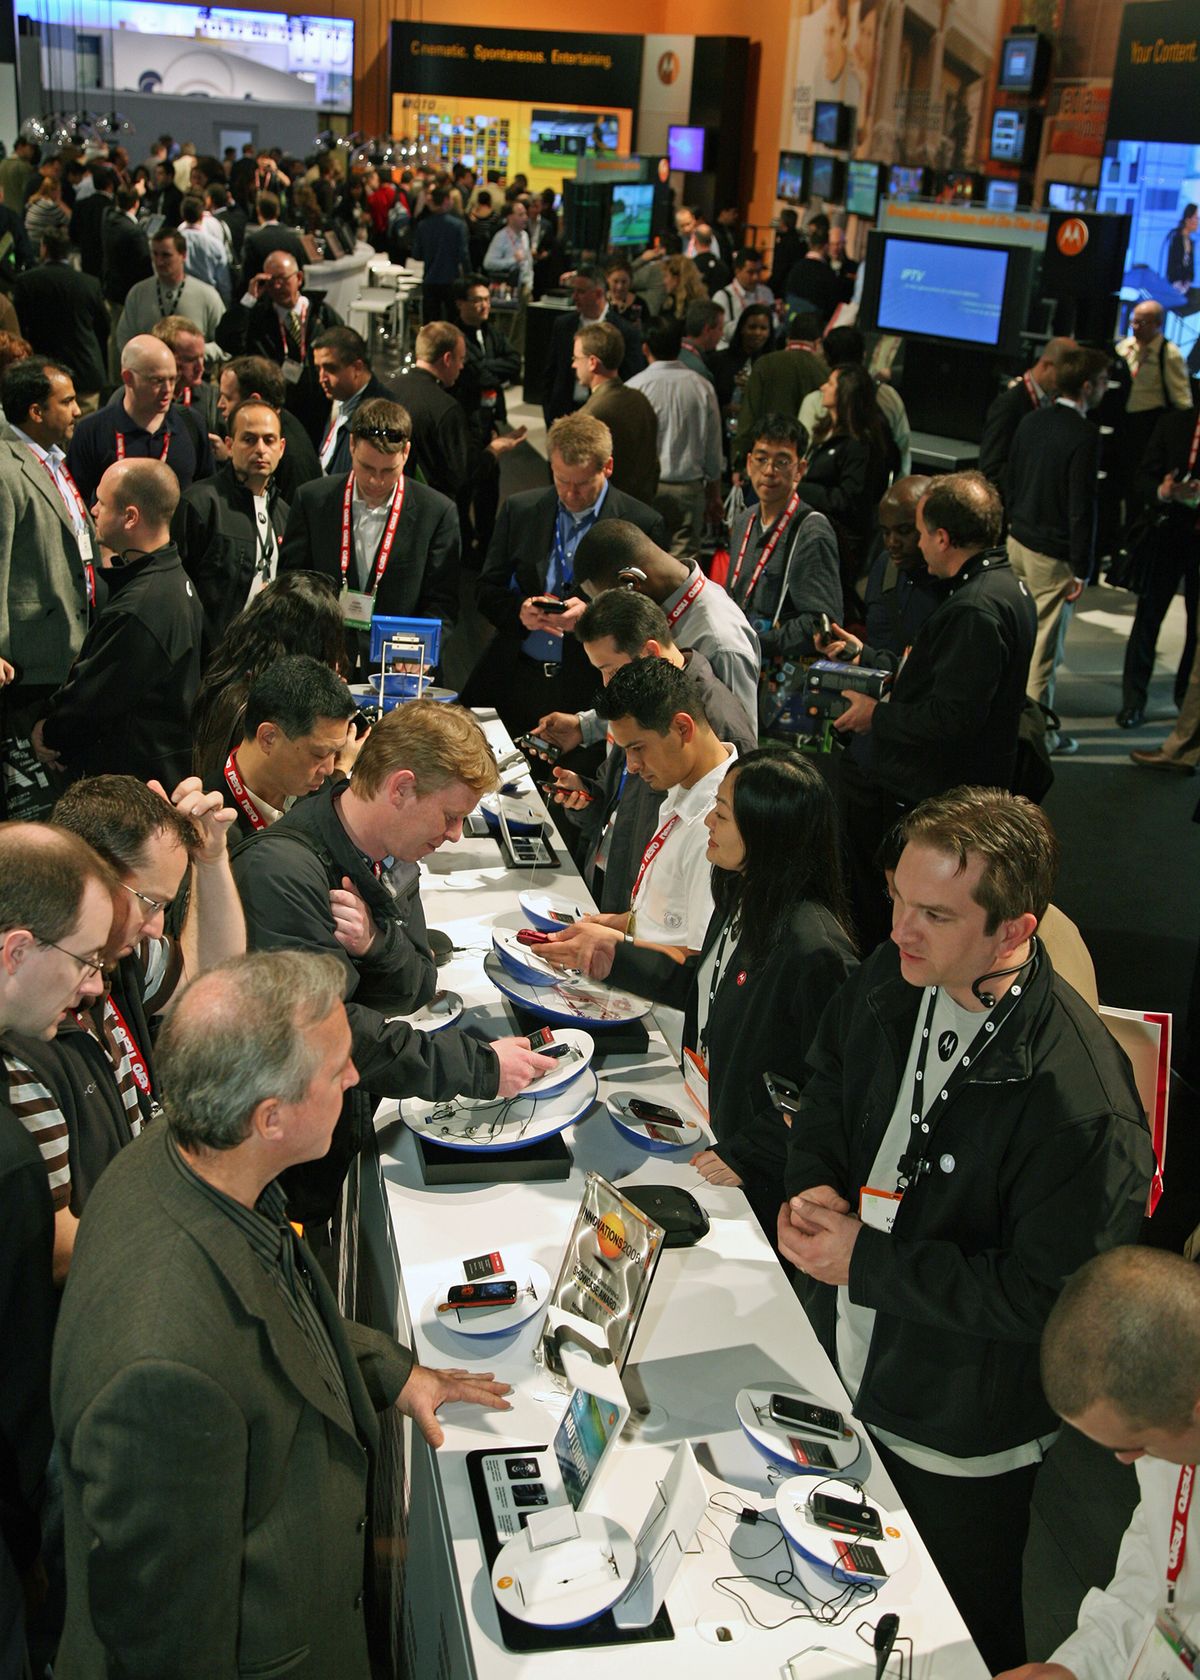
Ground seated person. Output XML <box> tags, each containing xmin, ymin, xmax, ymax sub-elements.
<box><xmin>221</xmin><ymin>655</ymin><xmax>357</xmax><ymax>837</ymax></box>
<box><xmin>279</xmin><ymin>398</ymin><xmax>460</xmax><ymax>680</ymax></box>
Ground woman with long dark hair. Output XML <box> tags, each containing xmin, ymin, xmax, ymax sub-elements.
<box><xmin>1167</xmin><ymin>201</ymin><xmax>1198</xmax><ymax>292</ymax></box>
<box><xmin>802</xmin><ymin>361</ymin><xmax>894</xmax><ymax>591</ymax></box>
<box><xmin>192</xmin><ymin>571</ymin><xmax>348</xmax><ymax>788</ymax></box>
<box><xmin>607</xmin><ymin>745</ymin><xmax>857</xmax><ymax>1237</ymax></box>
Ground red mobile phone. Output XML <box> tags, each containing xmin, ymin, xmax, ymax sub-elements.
<box><xmin>517</xmin><ymin>928</ymin><xmax>552</xmax><ymax>946</ymax></box>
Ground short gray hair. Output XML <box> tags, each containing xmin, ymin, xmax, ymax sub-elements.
<box><xmin>158</xmin><ymin>951</ymin><xmax>347</xmax><ymax>1151</ymax></box>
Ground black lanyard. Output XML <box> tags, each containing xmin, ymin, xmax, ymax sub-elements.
<box><xmin>895</xmin><ymin>955</ymin><xmax>1035</xmax><ymax>1189</ymax></box>
<box><xmin>698</xmin><ymin>915</ymin><xmax>738</xmax><ymax>1061</ymax></box>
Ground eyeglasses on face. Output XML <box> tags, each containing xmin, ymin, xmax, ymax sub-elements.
<box><xmin>37</xmin><ymin>939</ymin><xmax>105</xmax><ymax>976</ymax></box>
<box><xmin>121</xmin><ymin>881</ymin><xmax>172</xmax><ymax>916</ymax></box>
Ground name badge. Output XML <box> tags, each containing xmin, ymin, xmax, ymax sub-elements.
<box><xmin>77</xmin><ymin>528</ymin><xmax>93</xmax><ymax>562</ymax></box>
<box><xmin>858</xmin><ymin>1185</ymin><xmax>903</xmax><ymax>1234</ymax></box>
<box><xmin>1128</xmin><ymin>1611</ymin><xmax>1199</xmax><ymax>1679</ymax></box>
<box><xmin>282</xmin><ymin>357</ymin><xmax>303</xmax><ymax>385</ymax></box>
<box><xmin>482</xmin><ymin>387</ymin><xmax>499</xmax><ymax>409</ymax></box>
<box><xmin>682</xmin><ymin>1047</ymin><xmax>710</xmax><ymax>1120</ymax></box>
<box><xmin>340</xmin><ymin>588</ymin><xmax>374</xmax><ymax>631</ymax></box>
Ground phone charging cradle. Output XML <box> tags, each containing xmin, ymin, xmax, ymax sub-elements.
<box><xmin>774</xmin><ymin>1476</ymin><xmax>909</xmax><ymax>1585</ymax></box>
<box><xmin>491</xmin><ymin>1508</ymin><xmax>638</xmax><ymax>1628</ymax></box>
<box><xmin>735</xmin><ymin>1385</ymin><xmax>867</xmax><ymax>1479</ymax></box>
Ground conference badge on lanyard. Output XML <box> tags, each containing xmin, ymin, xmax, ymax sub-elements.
<box><xmin>339</xmin><ymin>475</ymin><xmax>405</xmax><ymax>630</ymax></box>
<box><xmin>1127</xmin><ymin>1465</ymin><xmax>1199</xmax><ymax>1679</ymax></box>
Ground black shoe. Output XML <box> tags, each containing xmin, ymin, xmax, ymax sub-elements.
<box><xmin>1116</xmin><ymin>705</ymin><xmax>1145</xmax><ymax>729</ymax></box>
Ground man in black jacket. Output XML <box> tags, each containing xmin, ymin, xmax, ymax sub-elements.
<box><xmin>68</xmin><ymin>163</ymin><xmax>116</xmax><ymax>279</ymax></box>
<box><xmin>215</xmin><ymin>356</ymin><xmax>321</xmax><ymax>504</ymax></box>
<box><xmin>1006</xmin><ymin>346</ymin><xmax>1108</xmax><ymax>752</ymax></box>
<box><xmin>453</xmin><ymin>276</ymin><xmax>521</xmax><ymax>558</ymax></box>
<box><xmin>214</xmin><ymin>251</ymin><xmax>342</xmax><ymax>445</ymax></box>
<box><xmin>230</xmin><ymin>701</ymin><xmax>555</xmax><ymax>1221</ymax></box>
<box><xmin>978</xmin><ymin>336</ymin><xmax>1074</xmax><ymax>507</ymax></box>
<box><xmin>279</xmin><ymin>397</ymin><xmax>460</xmax><ymax>677</ymax></box>
<box><xmin>543</xmin><ymin>266</ymin><xmax>644</xmax><ymax>427</ymax></box>
<box><xmin>461</xmin><ymin>412</ymin><xmax>666</xmax><ymax>734</ymax></box>
<box><xmin>173</xmin><ymin>398</ymin><xmax>288</xmax><ymax>641</ymax></box>
<box><xmin>778</xmin><ymin>786</ymin><xmax>1153</xmax><ymax>1675</ymax></box>
<box><xmin>311</xmin><ymin>326</ymin><xmax>394</xmax><ymax>477</ymax></box>
<box><xmin>827</xmin><ymin>471</ymin><xmax>1035</xmax><ymax>949</ymax></box>
<box><xmin>13</xmin><ymin>228</ymin><xmax>109</xmax><ymax>412</ymax></box>
<box><xmin>33</xmin><ymin>459</ymin><xmax>205</xmax><ymax>788</ymax></box>
<box><xmin>220</xmin><ymin>656</ymin><xmax>356</xmax><ymax>839</ymax></box>
<box><xmin>99</xmin><ymin>188</ymin><xmax>151</xmax><ymax>381</ymax></box>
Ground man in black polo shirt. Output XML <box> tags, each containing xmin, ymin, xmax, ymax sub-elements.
<box><xmin>66</xmin><ymin>334</ymin><xmax>213</xmax><ymax>506</ymax></box>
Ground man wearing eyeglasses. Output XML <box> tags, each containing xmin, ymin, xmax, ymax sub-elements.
<box><xmin>0</xmin><ymin>823</ymin><xmax>117</xmax><ymax>1665</ymax></box>
<box><xmin>215</xmin><ymin>251</ymin><xmax>344</xmax><ymax>448</ymax></box>
<box><xmin>66</xmin><ymin>334</ymin><xmax>215</xmax><ymax>507</ymax></box>
<box><xmin>279</xmin><ymin>398</ymin><xmax>460</xmax><ymax>679</ymax></box>
<box><xmin>2</xmin><ymin>773</ymin><xmax>244</xmax><ymax>1284</ymax></box>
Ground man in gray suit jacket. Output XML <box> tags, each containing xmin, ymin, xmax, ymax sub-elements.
<box><xmin>0</xmin><ymin>359</ymin><xmax>97</xmax><ymax>738</ymax></box>
<box><xmin>52</xmin><ymin>949</ymin><xmax>511</xmax><ymax>1680</ymax></box>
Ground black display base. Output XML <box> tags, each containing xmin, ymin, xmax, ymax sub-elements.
<box><xmin>415</xmin><ymin>1131</ymin><xmax>573</xmax><ymax>1185</ymax></box>
<box><xmin>511</xmin><ymin>1004</ymin><xmax>650</xmax><ymax>1059</ymax></box>
<box><xmin>466</xmin><ymin>1450</ymin><xmax>674</xmax><ymax>1654</ymax></box>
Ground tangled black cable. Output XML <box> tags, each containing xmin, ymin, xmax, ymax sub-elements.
<box><xmin>702</xmin><ymin>1494</ymin><xmax>877</xmax><ymax>1632</ymax></box>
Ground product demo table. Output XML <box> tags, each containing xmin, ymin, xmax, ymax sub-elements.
<box><xmin>365</xmin><ymin>712</ymin><xmax>988</xmax><ymax>1680</ymax></box>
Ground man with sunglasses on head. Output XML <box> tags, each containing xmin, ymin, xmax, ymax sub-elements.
<box><xmin>1</xmin><ymin>773</ymin><xmax>244</xmax><ymax>1282</ymax></box>
<box><xmin>279</xmin><ymin>398</ymin><xmax>460</xmax><ymax>679</ymax></box>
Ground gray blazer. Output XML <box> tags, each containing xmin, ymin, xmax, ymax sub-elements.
<box><xmin>0</xmin><ymin>425</ymin><xmax>95</xmax><ymax>690</ymax></box>
<box><xmin>52</xmin><ymin>1121</ymin><xmax>414</xmax><ymax>1679</ymax></box>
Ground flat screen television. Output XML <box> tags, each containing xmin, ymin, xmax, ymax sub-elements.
<box><xmin>998</xmin><ymin>31</ymin><xmax>1049</xmax><ymax>95</ymax></box>
<box><xmin>668</xmin><ymin>125</ymin><xmax>709</xmax><ymax>173</ymax></box>
<box><xmin>608</xmin><ymin>183</ymin><xmax>655</xmax><ymax>247</ymax></box>
<box><xmin>809</xmin><ymin>155</ymin><xmax>846</xmax><ymax>203</ymax></box>
<box><xmin>985</xmin><ymin>179</ymin><xmax>1020</xmax><ymax>211</ymax></box>
<box><xmin>777</xmin><ymin>151</ymin><xmax>807</xmax><ymax>203</ymax></box>
<box><xmin>990</xmin><ymin>108</ymin><xmax>1041</xmax><ymax>169</ymax></box>
<box><xmin>887</xmin><ymin>164</ymin><xmax>929</xmax><ymax>199</ymax></box>
<box><xmin>846</xmin><ymin>160</ymin><xmax>882</xmax><ymax>219</ymax></box>
<box><xmin>813</xmin><ymin>100</ymin><xmax>853</xmax><ymax>150</ymax></box>
<box><xmin>861</xmin><ymin>231</ymin><xmax>1033</xmax><ymax>356</ymax></box>
<box><xmin>1045</xmin><ymin>180</ymin><xmax>1098</xmax><ymax>213</ymax></box>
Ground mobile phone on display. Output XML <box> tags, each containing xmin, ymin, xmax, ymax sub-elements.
<box><xmin>516</xmin><ymin>928</ymin><xmax>552</xmax><ymax>946</ymax></box>
<box><xmin>628</xmin><ymin>1097</ymin><xmax>682</xmax><ymax>1124</ymax></box>
<box><xmin>642</xmin><ymin>1119</ymin><xmax>691</xmax><ymax>1144</ymax></box>
<box><xmin>809</xmin><ymin>1493</ymin><xmax>883</xmax><ymax>1540</ymax></box>
<box><xmin>769</xmin><ymin>1395</ymin><xmax>845</xmax><ymax>1438</ymax></box>
<box><xmin>534</xmin><ymin>597</ymin><xmax>569</xmax><ymax>615</ymax></box>
<box><xmin>438</xmin><ymin>1280</ymin><xmax>519</xmax><ymax>1312</ymax></box>
<box><xmin>527</xmin><ymin>1027</ymin><xmax>556</xmax><ymax>1050</ymax></box>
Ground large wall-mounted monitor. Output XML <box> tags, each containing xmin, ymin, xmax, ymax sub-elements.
<box><xmin>846</xmin><ymin>160</ymin><xmax>882</xmax><ymax>219</ymax></box>
<box><xmin>530</xmin><ymin>109</ymin><xmax>620</xmax><ymax>165</ymax></box>
<box><xmin>777</xmin><ymin>151</ymin><xmax>808</xmax><ymax>203</ymax></box>
<box><xmin>668</xmin><ymin>125</ymin><xmax>712</xmax><ymax>173</ymax></box>
<box><xmin>861</xmin><ymin>231</ymin><xmax>1033</xmax><ymax>356</ymax></box>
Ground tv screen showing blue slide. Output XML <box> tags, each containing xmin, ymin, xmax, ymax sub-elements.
<box><xmin>876</xmin><ymin>237</ymin><xmax>1010</xmax><ymax>347</ymax></box>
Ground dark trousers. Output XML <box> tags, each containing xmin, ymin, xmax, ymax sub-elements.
<box><xmin>834</xmin><ymin>754</ymin><xmax>908</xmax><ymax>954</ymax></box>
<box><xmin>422</xmin><ymin>282</ymin><xmax>457</xmax><ymax>327</ymax></box>
<box><xmin>1122</xmin><ymin>543</ymin><xmax>1200</xmax><ymax>709</ymax></box>
<box><xmin>874</xmin><ymin>1438</ymin><xmax>1039</xmax><ymax>1674</ymax></box>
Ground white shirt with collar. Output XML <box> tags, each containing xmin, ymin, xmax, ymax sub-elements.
<box><xmin>10</xmin><ymin>424</ymin><xmax>92</xmax><ymax>553</ymax></box>
<box><xmin>350</xmin><ymin>480</ymin><xmax>392</xmax><ymax>592</ymax></box>
<box><xmin>630</xmin><ymin>743</ymin><xmax>735</xmax><ymax>948</ymax></box>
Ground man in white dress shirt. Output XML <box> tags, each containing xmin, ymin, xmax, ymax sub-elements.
<box><xmin>627</xmin><ymin>316</ymin><xmax>723</xmax><ymax>558</ymax></box>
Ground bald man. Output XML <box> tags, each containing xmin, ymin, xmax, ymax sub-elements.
<box><xmin>34</xmin><ymin>458</ymin><xmax>204</xmax><ymax>785</ymax></box>
<box><xmin>66</xmin><ymin>333</ymin><xmax>214</xmax><ymax>506</ymax></box>
<box><xmin>979</xmin><ymin>337</ymin><xmax>1076</xmax><ymax>507</ymax></box>
<box><xmin>996</xmin><ymin>1247</ymin><xmax>1200</xmax><ymax>1680</ymax></box>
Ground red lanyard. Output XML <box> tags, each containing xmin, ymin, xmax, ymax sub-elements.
<box><xmin>279</xmin><ymin>306</ymin><xmax>307</xmax><ymax>362</ymax></box>
<box><xmin>39</xmin><ymin>456</ymin><xmax>94</xmax><ymax>606</ymax></box>
<box><xmin>340</xmin><ymin>475</ymin><xmax>405</xmax><ymax>594</ymax></box>
<box><xmin>666</xmin><ymin>569</ymin><xmax>706</xmax><ymax>629</ymax></box>
<box><xmin>1021</xmin><ymin>373</ymin><xmax>1040</xmax><ymax>409</ymax></box>
<box><xmin>224</xmin><ymin>751</ymin><xmax>268</xmax><ymax>833</ymax></box>
<box><xmin>1167</xmin><ymin>1464</ymin><xmax>1195</xmax><ymax>1606</ymax></box>
<box><xmin>115</xmin><ymin>429</ymin><xmax>170</xmax><ymax>464</ymax></box>
<box><xmin>180</xmin><ymin>385</ymin><xmax>192</xmax><ymax>406</ymax></box>
<box><xmin>729</xmin><ymin>491</ymin><xmax>801</xmax><ymax>606</ymax></box>
<box><xmin>630</xmin><ymin>812</ymin><xmax>681</xmax><ymax>906</ymax></box>
<box><xmin>105</xmin><ymin>998</ymin><xmax>152</xmax><ymax>1095</ymax></box>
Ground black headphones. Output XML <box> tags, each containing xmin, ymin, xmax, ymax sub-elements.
<box><xmin>970</xmin><ymin>936</ymin><xmax>1040</xmax><ymax>1008</ymax></box>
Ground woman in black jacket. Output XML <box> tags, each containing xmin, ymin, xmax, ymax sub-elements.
<box><xmin>802</xmin><ymin>362</ymin><xmax>893</xmax><ymax>600</ymax></box>
<box><xmin>608</xmin><ymin>746</ymin><xmax>857</xmax><ymax>1238</ymax></box>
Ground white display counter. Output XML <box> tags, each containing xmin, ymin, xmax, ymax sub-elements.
<box><xmin>371</xmin><ymin>712</ymin><xmax>988</xmax><ymax>1680</ymax></box>
<box><xmin>306</xmin><ymin>241</ymin><xmax>377</xmax><ymax>320</ymax></box>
